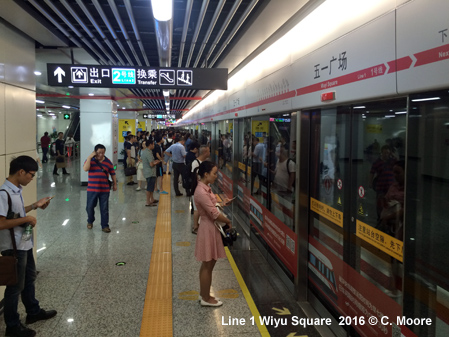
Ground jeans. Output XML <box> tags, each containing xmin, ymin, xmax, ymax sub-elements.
<box><xmin>1</xmin><ymin>249</ymin><xmax>40</xmax><ymax>328</ymax></box>
<box><xmin>163</xmin><ymin>154</ymin><xmax>172</xmax><ymax>173</ymax></box>
<box><xmin>42</xmin><ymin>147</ymin><xmax>48</xmax><ymax>162</ymax></box>
<box><xmin>172</xmin><ymin>162</ymin><xmax>185</xmax><ymax>195</ymax></box>
<box><xmin>86</xmin><ymin>191</ymin><xmax>110</xmax><ymax>228</ymax></box>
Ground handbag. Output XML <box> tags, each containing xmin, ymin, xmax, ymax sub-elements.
<box><xmin>0</xmin><ymin>190</ymin><xmax>19</xmax><ymax>286</ymax></box>
<box><xmin>56</xmin><ymin>155</ymin><xmax>66</xmax><ymax>168</ymax></box>
<box><xmin>214</xmin><ymin>204</ymin><xmax>238</xmax><ymax>247</ymax></box>
<box><xmin>93</xmin><ymin>158</ymin><xmax>113</xmax><ymax>189</ymax></box>
<box><xmin>124</xmin><ymin>166</ymin><xmax>137</xmax><ymax>176</ymax></box>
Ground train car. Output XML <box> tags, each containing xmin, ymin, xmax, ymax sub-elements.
<box><xmin>177</xmin><ymin>1</ymin><xmax>449</xmax><ymax>336</ymax></box>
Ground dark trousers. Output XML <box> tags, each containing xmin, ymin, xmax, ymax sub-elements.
<box><xmin>53</xmin><ymin>164</ymin><xmax>68</xmax><ymax>174</ymax></box>
<box><xmin>86</xmin><ymin>191</ymin><xmax>110</xmax><ymax>228</ymax></box>
<box><xmin>2</xmin><ymin>249</ymin><xmax>41</xmax><ymax>328</ymax></box>
<box><xmin>42</xmin><ymin>147</ymin><xmax>49</xmax><ymax>162</ymax></box>
<box><xmin>172</xmin><ymin>162</ymin><xmax>185</xmax><ymax>195</ymax></box>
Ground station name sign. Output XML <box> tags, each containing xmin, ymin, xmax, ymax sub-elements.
<box><xmin>47</xmin><ymin>64</ymin><xmax>228</xmax><ymax>90</ymax></box>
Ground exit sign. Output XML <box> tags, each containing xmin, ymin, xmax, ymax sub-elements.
<box><xmin>63</xmin><ymin>113</ymin><xmax>70</xmax><ymax>120</ymax></box>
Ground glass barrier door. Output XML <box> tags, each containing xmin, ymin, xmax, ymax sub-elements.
<box><xmin>307</xmin><ymin>99</ymin><xmax>408</xmax><ymax>337</ymax></box>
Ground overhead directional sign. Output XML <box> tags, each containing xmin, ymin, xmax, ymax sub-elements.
<box><xmin>47</xmin><ymin>64</ymin><xmax>228</xmax><ymax>90</ymax></box>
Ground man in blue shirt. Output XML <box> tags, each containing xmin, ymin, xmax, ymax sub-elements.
<box><xmin>0</xmin><ymin>156</ymin><xmax>57</xmax><ymax>337</ymax></box>
<box><xmin>165</xmin><ymin>137</ymin><xmax>186</xmax><ymax>196</ymax></box>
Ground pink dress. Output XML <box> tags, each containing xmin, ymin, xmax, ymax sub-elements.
<box><xmin>194</xmin><ymin>181</ymin><xmax>226</xmax><ymax>262</ymax></box>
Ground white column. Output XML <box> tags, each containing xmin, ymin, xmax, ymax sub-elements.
<box><xmin>79</xmin><ymin>99</ymin><xmax>118</xmax><ymax>184</ymax></box>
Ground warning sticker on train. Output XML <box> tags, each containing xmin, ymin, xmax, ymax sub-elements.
<box><xmin>358</xmin><ymin>186</ymin><xmax>365</xmax><ymax>198</ymax></box>
<box><xmin>337</xmin><ymin>179</ymin><xmax>343</xmax><ymax>190</ymax></box>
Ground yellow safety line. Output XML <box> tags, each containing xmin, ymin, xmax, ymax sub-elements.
<box><xmin>225</xmin><ymin>247</ymin><xmax>271</xmax><ymax>337</ymax></box>
<box><xmin>140</xmin><ymin>175</ymin><xmax>173</xmax><ymax>337</ymax></box>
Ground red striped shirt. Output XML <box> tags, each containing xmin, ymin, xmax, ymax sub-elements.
<box><xmin>86</xmin><ymin>157</ymin><xmax>115</xmax><ymax>192</ymax></box>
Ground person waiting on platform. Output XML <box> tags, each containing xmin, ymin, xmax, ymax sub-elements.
<box><xmin>165</xmin><ymin>137</ymin><xmax>186</xmax><ymax>196</ymax></box>
<box><xmin>83</xmin><ymin>144</ymin><xmax>117</xmax><ymax>233</ymax></box>
<box><xmin>65</xmin><ymin>134</ymin><xmax>75</xmax><ymax>157</ymax></box>
<box><xmin>141</xmin><ymin>139</ymin><xmax>160</xmax><ymax>207</ymax></box>
<box><xmin>40</xmin><ymin>131</ymin><xmax>51</xmax><ymax>163</ymax></box>
<box><xmin>191</xmin><ymin>161</ymin><xmax>232</xmax><ymax>307</ymax></box>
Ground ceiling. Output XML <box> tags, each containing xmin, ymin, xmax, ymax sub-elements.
<box><xmin>10</xmin><ymin>0</ymin><xmax>271</xmax><ymax>118</ymax></box>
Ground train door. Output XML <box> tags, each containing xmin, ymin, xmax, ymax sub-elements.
<box><xmin>305</xmin><ymin>98</ymin><xmax>408</xmax><ymax>337</ymax></box>
<box><xmin>234</xmin><ymin>118</ymin><xmax>252</xmax><ymax>235</ymax></box>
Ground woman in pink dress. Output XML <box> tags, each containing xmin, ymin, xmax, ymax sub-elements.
<box><xmin>192</xmin><ymin>161</ymin><xmax>232</xmax><ymax>307</ymax></box>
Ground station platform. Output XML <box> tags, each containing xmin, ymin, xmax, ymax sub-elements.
<box><xmin>0</xmin><ymin>158</ymin><xmax>323</xmax><ymax>337</ymax></box>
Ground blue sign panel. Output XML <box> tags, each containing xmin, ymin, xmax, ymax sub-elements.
<box><xmin>112</xmin><ymin>68</ymin><xmax>136</xmax><ymax>85</ymax></box>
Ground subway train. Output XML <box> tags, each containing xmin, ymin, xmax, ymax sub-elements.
<box><xmin>175</xmin><ymin>1</ymin><xmax>449</xmax><ymax>336</ymax></box>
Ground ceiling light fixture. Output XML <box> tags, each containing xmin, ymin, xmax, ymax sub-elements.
<box><xmin>62</xmin><ymin>105</ymin><xmax>70</xmax><ymax>109</ymax></box>
<box><xmin>411</xmin><ymin>97</ymin><xmax>440</xmax><ymax>102</ymax></box>
<box><xmin>34</xmin><ymin>71</ymin><xmax>42</xmax><ymax>76</ymax></box>
<box><xmin>151</xmin><ymin>0</ymin><xmax>173</xmax><ymax>21</ymax></box>
<box><xmin>36</xmin><ymin>100</ymin><xmax>45</xmax><ymax>104</ymax></box>
<box><xmin>88</xmin><ymin>93</ymin><xmax>94</xmax><ymax>96</ymax></box>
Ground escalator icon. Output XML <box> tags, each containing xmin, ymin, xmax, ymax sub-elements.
<box><xmin>159</xmin><ymin>70</ymin><xmax>175</xmax><ymax>85</ymax></box>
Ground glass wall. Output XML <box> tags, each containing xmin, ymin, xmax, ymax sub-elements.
<box><xmin>405</xmin><ymin>89</ymin><xmax>449</xmax><ymax>337</ymax></box>
<box><xmin>306</xmin><ymin>98</ymin><xmax>408</xmax><ymax>337</ymax></box>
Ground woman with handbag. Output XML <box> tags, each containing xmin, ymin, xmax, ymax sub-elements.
<box><xmin>191</xmin><ymin>161</ymin><xmax>232</xmax><ymax>307</ymax></box>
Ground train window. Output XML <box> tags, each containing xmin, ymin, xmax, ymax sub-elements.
<box><xmin>235</xmin><ymin>118</ymin><xmax>252</xmax><ymax>227</ymax></box>
<box><xmin>268</xmin><ymin>113</ymin><xmax>297</xmax><ymax>231</ymax></box>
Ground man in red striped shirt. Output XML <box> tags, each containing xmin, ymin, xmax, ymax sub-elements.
<box><xmin>83</xmin><ymin>144</ymin><xmax>117</xmax><ymax>233</ymax></box>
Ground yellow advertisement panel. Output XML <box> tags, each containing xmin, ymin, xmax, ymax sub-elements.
<box><xmin>310</xmin><ymin>197</ymin><xmax>343</xmax><ymax>228</ymax></box>
<box><xmin>366</xmin><ymin>124</ymin><xmax>382</xmax><ymax>133</ymax></box>
<box><xmin>356</xmin><ymin>220</ymin><xmax>403</xmax><ymax>262</ymax></box>
<box><xmin>228</xmin><ymin>122</ymin><xmax>233</xmax><ymax>133</ymax></box>
<box><xmin>137</xmin><ymin>121</ymin><xmax>145</xmax><ymax>131</ymax></box>
<box><xmin>119</xmin><ymin>119</ymin><xmax>135</xmax><ymax>142</ymax></box>
<box><xmin>252</xmin><ymin>120</ymin><xmax>269</xmax><ymax>142</ymax></box>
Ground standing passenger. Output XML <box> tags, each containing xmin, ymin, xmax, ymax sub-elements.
<box><xmin>192</xmin><ymin>161</ymin><xmax>232</xmax><ymax>307</ymax></box>
<box><xmin>165</xmin><ymin>137</ymin><xmax>186</xmax><ymax>196</ymax></box>
<box><xmin>53</xmin><ymin>132</ymin><xmax>69</xmax><ymax>175</ymax></box>
<box><xmin>141</xmin><ymin>139</ymin><xmax>160</xmax><ymax>206</ymax></box>
<box><xmin>83</xmin><ymin>144</ymin><xmax>117</xmax><ymax>233</ymax></box>
<box><xmin>40</xmin><ymin>132</ymin><xmax>51</xmax><ymax>163</ymax></box>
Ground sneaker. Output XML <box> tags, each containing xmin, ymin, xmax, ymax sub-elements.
<box><xmin>160</xmin><ymin>191</ymin><xmax>168</xmax><ymax>194</ymax></box>
<box><xmin>87</xmin><ymin>223</ymin><xmax>93</xmax><ymax>229</ymax></box>
<box><xmin>126</xmin><ymin>182</ymin><xmax>134</xmax><ymax>185</ymax></box>
<box><xmin>152</xmin><ymin>200</ymin><xmax>159</xmax><ymax>203</ymax></box>
<box><xmin>5</xmin><ymin>322</ymin><xmax>36</xmax><ymax>337</ymax></box>
<box><xmin>136</xmin><ymin>187</ymin><xmax>141</xmax><ymax>191</ymax></box>
<box><xmin>25</xmin><ymin>309</ymin><xmax>57</xmax><ymax>324</ymax></box>
<box><xmin>102</xmin><ymin>227</ymin><xmax>111</xmax><ymax>233</ymax></box>
<box><xmin>168</xmin><ymin>172</ymin><xmax>171</xmax><ymax>175</ymax></box>
<box><xmin>53</xmin><ymin>173</ymin><xmax>59</xmax><ymax>175</ymax></box>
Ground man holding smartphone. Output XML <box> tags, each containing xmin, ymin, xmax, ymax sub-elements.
<box><xmin>83</xmin><ymin>144</ymin><xmax>117</xmax><ymax>233</ymax></box>
<box><xmin>0</xmin><ymin>156</ymin><xmax>57</xmax><ymax>337</ymax></box>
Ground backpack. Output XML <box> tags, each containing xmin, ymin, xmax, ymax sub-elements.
<box><xmin>182</xmin><ymin>159</ymin><xmax>200</xmax><ymax>190</ymax></box>
<box><xmin>164</xmin><ymin>138</ymin><xmax>173</xmax><ymax>151</ymax></box>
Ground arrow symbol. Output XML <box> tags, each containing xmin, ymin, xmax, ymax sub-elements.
<box><xmin>287</xmin><ymin>333</ymin><xmax>308</xmax><ymax>337</ymax></box>
<box><xmin>54</xmin><ymin>67</ymin><xmax>65</xmax><ymax>83</ymax></box>
<box><xmin>272</xmin><ymin>307</ymin><xmax>291</xmax><ymax>315</ymax></box>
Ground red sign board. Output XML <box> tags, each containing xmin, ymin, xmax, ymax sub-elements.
<box><xmin>321</xmin><ymin>91</ymin><xmax>335</xmax><ymax>101</ymax></box>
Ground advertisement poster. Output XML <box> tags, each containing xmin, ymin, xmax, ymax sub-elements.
<box><xmin>118</xmin><ymin>119</ymin><xmax>135</xmax><ymax>142</ymax></box>
<box><xmin>250</xmin><ymin>197</ymin><xmax>297</xmax><ymax>276</ymax></box>
<box><xmin>308</xmin><ymin>236</ymin><xmax>413</xmax><ymax>337</ymax></box>
<box><xmin>251</xmin><ymin>120</ymin><xmax>269</xmax><ymax>142</ymax></box>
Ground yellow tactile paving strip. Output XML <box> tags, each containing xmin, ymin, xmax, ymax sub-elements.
<box><xmin>140</xmin><ymin>175</ymin><xmax>173</xmax><ymax>337</ymax></box>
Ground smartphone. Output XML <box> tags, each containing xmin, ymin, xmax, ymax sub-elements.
<box><xmin>47</xmin><ymin>195</ymin><xmax>56</xmax><ymax>201</ymax></box>
<box><xmin>230</xmin><ymin>196</ymin><xmax>237</xmax><ymax>201</ymax></box>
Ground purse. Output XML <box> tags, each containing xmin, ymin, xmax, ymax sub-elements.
<box><xmin>124</xmin><ymin>166</ymin><xmax>137</xmax><ymax>176</ymax></box>
<box><xmin>0</xmin><ymin>190</ymin><xmax>19</xmax><ymax>286</ymax></box>
<box><xmin>214</xmin><ymin>204</ymin><xmax>238</xmax><ymax>247</ymax></box>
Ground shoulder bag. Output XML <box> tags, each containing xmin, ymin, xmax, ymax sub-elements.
<box><xmin>214</xmin><ymin>204</ymin><xmax>238</xmax><ymax>247</ymax></box>
<box><xmin>0</xmin><ymin>189</ymin><xmax>19</xmax><ymax>286</ymax></box>
<box><xmin>93</xmin><ymin>158</ymin><xmax>113</xmax><ymax>189</ymax></box>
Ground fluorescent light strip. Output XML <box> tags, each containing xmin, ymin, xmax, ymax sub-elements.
<box><xmin>62</xmin><ymin>219</ymin><xmax>69</xmax><ymax>226</ymax></box>
<box><xmin>353</xmin><ymin>106</ymin><xmax>366</xmax><ymax>109</ymax></box>
<box><xmin>36</xmin><ymin>247</ymin><xmax>46</xmax><ymax>253</ymax></box>
<box><xmin>411</xmin><ymin>97</ymin><xmax>441</xmax><ymax>102</ymax></box>
<box><xmin>395</xmin><ymin>111</ymin><xmax>407</xmax><ymax>114</ymax></box>
<box><xmin>36</xmin><ymin>100</ymin><xmax>45</xmax><ymax>104</ymax></box>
